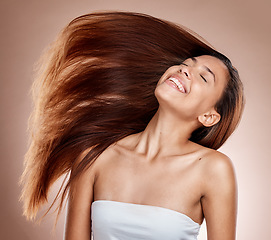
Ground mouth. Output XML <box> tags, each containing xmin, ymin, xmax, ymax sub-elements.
<box><xmin>165</xmin><ymin>76</ymin><xmax>187</xmax><ymax>93</ymax></box>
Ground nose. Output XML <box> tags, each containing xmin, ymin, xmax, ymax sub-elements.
<box><xmin>179</xmin><ymin>65</ymin><xmax>191</xmax><ymax>80</ymax></box>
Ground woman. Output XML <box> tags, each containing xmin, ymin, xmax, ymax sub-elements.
<box><xmin>20</xmin><ymin>12</ymin><xmax>244</xmax><ymax>240</ymax></box>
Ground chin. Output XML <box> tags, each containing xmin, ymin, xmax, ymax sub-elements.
<box><xmin>154</xmin><ymin>83</ymin><xmax>177</xmax><ymax>106</ymax></box>
<box><xmin>154</xmin><ymin>85</ymin><xmax>200</xmax><ymax>122</ymax></box>
<box><xmin>154</xmin><ymin>85</ymin><xmax>165</xmax><ymax>104</ymax></box>
<box><xmin>154</xmin><ymin>86</ymin><xmax>177</xmax><ymax>112</ymax></box>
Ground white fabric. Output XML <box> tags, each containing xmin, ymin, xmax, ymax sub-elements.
<box><xmin>91</xmin><ymin>200</ymin><xmax>200</xmax><ymax>240</ymax></box>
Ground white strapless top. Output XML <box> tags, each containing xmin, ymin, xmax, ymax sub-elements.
<box><xmin>91</xmin><ymin>200</ymin><xmax>200</xmax><ymax>240</ymax></box>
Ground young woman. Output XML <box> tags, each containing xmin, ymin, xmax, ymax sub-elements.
<box><xmin>20</xmin><ymin>12</ymin><xmax>244</xmax><ymax>240</ymax></box>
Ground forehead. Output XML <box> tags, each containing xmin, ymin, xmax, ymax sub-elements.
<box><xmin>186</xmin><ymin>55</ymin><xmax>229</xmax><ymax>79</ymax></box>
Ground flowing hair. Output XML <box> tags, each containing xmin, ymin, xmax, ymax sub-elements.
<box><xmin>20</xmin><ymin>11</ymin><xmax>244</xmax><ymax>221</ymax></box>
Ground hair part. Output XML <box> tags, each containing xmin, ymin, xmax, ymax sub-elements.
<box><xmin>20</xmin><ymin>11</ymin><xmax>244</xmax><ymax>221</ymax></box>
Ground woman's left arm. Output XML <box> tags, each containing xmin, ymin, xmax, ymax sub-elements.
<box><xmin>201</xmin><ymin>153</ymin><xmax>237</xmax><ymax>240</ymax></box>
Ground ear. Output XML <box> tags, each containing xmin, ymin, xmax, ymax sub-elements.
<box><xmin>198</xmin><ymin>109</ymin><xmax>221</xmax><ymax>127</ymax></box>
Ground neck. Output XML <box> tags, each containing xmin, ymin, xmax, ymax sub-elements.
<box><xmin>135</xmin><ymin>108</ymin><xmax>199</xmax><ymax>160</ymax></box>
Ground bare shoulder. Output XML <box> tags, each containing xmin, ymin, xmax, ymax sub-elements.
<box><xmin>200</xmin><ymin>148</ymin><xmax>235</xmax><ymax>175</ymax></box>
<box><xmin>197</xmin><ymin>148</ymin><xmax>237</xmax><ymax>239</ymax></box>
<box><xmin>83</xmin><ymin>140</ymin><xmax>127</xmax><ymax>174</ymax></box>
<box><xmin>198</xmin><ymin>148</ymin><xmax>237</xmax><ymax>195</ymax></box>
<box><xmin>70</xmin><ymin>145</ymin><xmax>114</xmax><ymax>182</ymax></box>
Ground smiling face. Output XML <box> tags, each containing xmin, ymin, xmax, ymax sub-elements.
<box><xmin>155</xmin><ymin>55</ymin><xmax>229</xmax><ymax>125</ymax></box>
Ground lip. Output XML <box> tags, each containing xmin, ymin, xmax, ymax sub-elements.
<box><xmin>165</xmin><ymin>74</ymin><xmax>187</xmax><ymax>93</ymax></box>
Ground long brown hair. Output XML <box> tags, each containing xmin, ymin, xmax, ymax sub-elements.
<box><xmin>20</xmin><ymin>11</ymin><xmax>244</xmax><ymax>220</ymax></box>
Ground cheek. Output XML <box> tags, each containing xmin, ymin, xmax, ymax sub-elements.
<box><xmin>185</xmin><ymin>85</ymin><xmax>218</xmax><ymax>113</ymax></box>
<box><xmin>193</xmin><ymin>90</ymin><xmax>221</xmax><ymax>113</ymax></box>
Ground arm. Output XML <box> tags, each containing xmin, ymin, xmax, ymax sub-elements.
<box><xmin>64</xmin><ymin>151</ymin><xmax>96</xmax><ymax>240</ymax></box>
<box><xmin>201</xmin><ymin>153</ymin><xmax>237</xmax><ymax>240</ymax></box>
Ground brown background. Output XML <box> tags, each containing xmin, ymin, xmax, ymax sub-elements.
<box><xmin>1</xmin><ymin>0</ymin><xmax>270</xmax><ymax>239</ymax></box>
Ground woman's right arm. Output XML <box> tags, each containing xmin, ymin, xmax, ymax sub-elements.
<box><xmin>64</xmin><ymin>151</ymin><xmax>96</xmax><ymax>240</ymax></box>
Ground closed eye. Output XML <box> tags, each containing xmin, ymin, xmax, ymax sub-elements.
<box><xmin>200</xmin><ymin>75</ymin><xmax>207</xmax><ymax>82</ymax></box>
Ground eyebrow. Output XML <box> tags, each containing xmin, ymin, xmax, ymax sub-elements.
<box><xmin>191</xmin><ymin>57</ymin><xmax>216</xmax><ymax>82</ymax></box>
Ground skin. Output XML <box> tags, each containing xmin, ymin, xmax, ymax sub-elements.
<box><xmin>64</xmin><ymin>55</ymin><xmax>237</xmax><ymax>240</ymax></box>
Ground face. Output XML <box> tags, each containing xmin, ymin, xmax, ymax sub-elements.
<box><xmin>155</xmin><ymin>55</ymin><xmax>229</xmax><ymax>122</ymax></box>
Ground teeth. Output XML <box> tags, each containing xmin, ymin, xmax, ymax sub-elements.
<box><xmin>168</xmin><ymin>77</ymin><xmax>185</xmax><ymax>93</ymax></box>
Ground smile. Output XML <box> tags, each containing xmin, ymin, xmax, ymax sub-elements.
<box><xmin>165</xmin><ymin>76</ymin><xmax>186</xmax><ymax>93</ymax></box>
